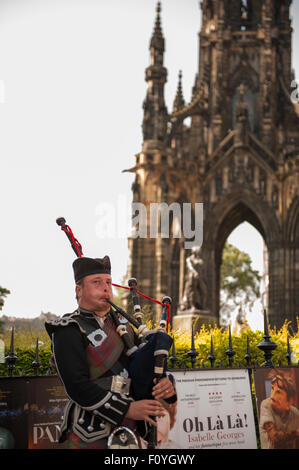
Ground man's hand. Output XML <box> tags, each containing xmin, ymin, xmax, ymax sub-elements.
<box><xmin>125</xmin><ymin>400</ymin><xmax>166</xmax><ymax>426</ymax></box>
<box><xmin>152</xmin><ymin>377</ymin><xmax>175</xmax><ymax>400</ymax></box>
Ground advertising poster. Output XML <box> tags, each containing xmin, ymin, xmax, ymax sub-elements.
<box><xmin>253</xmin><ymin>367</ymin><xmax>299</xmax><ymax>449</ymax></box>
<box><xmin>161</xmin><ymin>369</ymin><xmax>257</xmax><ymax>449</ymax></box>
<box><xmin>0</xmin><ymin>377</ymin><xmax>28</xmax><ymax>449</ymax></box>
<box><xmin>26</xmin><ymin>376</ymin><xmax>68</xmax><ymax>449</ymax></box>
<box><xmin>0</xmin><ymin>376</ymin><xmax>68</xmax><ymax>449</ymax></box>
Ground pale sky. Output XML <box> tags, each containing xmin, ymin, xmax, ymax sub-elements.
<box><xmin>0</xmin><ymin>0</ymin><xmax>298</xmax><ymax>325</ymax></box>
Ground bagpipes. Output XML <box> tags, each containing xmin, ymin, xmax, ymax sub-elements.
<box><xmin>56</xmin><ymin>217</ymin><xmax>173</xmax><ymax>448</ymax></box>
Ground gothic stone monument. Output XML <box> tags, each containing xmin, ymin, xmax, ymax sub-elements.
<box><xmin>124</xmin><ymin>1</ymin><xmax>299</xmax><ymax>332</ymax></box>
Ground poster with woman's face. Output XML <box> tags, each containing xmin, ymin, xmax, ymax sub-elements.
<box><xmin>151</xmin><ymin>369</ymin><xmax>257</xmax><ymax>449</ymax></box>
<box><xmin>253</xmin><ymin>367</ymin><xmax>299</xmax><ymax>449</ymax></box>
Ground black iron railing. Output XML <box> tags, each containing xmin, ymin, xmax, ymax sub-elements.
<box><xmin>2</xmin><ymin>310</ymin><xmax>298</xmax><ymax>377</ymax></box>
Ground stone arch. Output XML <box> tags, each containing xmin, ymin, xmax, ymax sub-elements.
<box><xmin>204</xmin><ymin>187</ymin><xmax>281</xmax><ymax>248</ymax></box>
<box><xmin>202</xmin><ymin>187</ymin><xmax>281</xmax><ymax>324</ymax></box>
<box><xmin>228</xmin><ymin>61</ymin><xmax>259</xmax><ymax>94</ymax></box>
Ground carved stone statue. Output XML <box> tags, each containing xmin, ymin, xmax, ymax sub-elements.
<box><xmin>180</xmin><ymin>246</ymin><xmax>207</xmax><ymax>311</ymax></box>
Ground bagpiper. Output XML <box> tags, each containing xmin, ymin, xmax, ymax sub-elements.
<box><xmin>45</xmin><ymin>255</ymin><xmax>176</xmax><ymax>449</ymax></box>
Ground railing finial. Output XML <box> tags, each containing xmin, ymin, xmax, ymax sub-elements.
<box><xmin>257</xmin><ymin>309</ymin><xmax>277</xmax><ymax>367</ymax></box>
<box><xmin>5</xmin><ymin>326</ymin><xmax>18</xmax><ymax>376</ymax></box>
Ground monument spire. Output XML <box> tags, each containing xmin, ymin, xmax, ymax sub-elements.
<box><xmin>173</xmin><ymin>70</ymin><xmax>185</xmax><ymax>113</ymax></box>
<box><xmin>142</xmin><ymin>1</ymin><xmax>168</xmax><ymax>142</ymax></box>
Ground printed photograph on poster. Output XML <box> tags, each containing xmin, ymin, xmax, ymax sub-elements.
<box><xmin>140</xmin><ymin>398</ymin><xmax>180</xmax><ymax>449</ymax></box>
<box><xmin>162</xmin><ymin>369</ymin><xmax>257</xmax><ymax>449</ymax></box>
<box><xmin>0</xmin><ymin>378</ymin><xmax>28</xmax><ymax>449</ymax></box>
<box><xmin>26</xmin><ymin>377</ymin><xmax>68</xmax><ymax>449</ymax></box>
<box><xmin>253</xmin><ymin>367</ymin><xmax>299</xmax><ymax>449</ymax></box>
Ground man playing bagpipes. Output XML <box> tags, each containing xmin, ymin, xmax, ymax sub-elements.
<box><xmin>45</xmin><ymin>253</ymin><xmax>176</xmax><ymax>449</ymax></box>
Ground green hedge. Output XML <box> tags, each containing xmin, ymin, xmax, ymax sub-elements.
<box><xmin>167</xmin><ymin>323</ymin><xmax>299</xmax><ymax>369</ymax></box>
<box><xmin>1</xmin><ymin>320</ymin><xmax>298</xmax><ymax>376</ymax></box>
<box><xmin>0</xmin><ymin>327</ymin><xmax>52</xmax><ymax>376</ymax></box>
<box><xmin>0</xmin><ymin>347</ymin><xmax>53</xmax><ymax>377</ymax></box>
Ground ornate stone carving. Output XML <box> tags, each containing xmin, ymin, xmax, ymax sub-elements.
<box><xmin>125</xmin><ymin>1</ymin><xmax>299</xmax><ymax>331</ymax></box>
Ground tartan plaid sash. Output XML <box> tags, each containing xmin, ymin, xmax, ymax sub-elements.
<box><xmin>81</xmin><ymin>313</ymin><xmax>135</xmax><ymax>380</ymax></box>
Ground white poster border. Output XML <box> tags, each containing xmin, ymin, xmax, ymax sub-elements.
<box><xmin>158</xmin><ymin>368</ymin><xmax>257</xmax><ymax>450</ymax></box>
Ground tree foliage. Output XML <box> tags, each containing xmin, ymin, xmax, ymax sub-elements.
<box><xmin>220</xmin><ymin>242</ymin><xmax>261</xmax><ymax>326</ymax></box>
<box><xmin>0</xmin><ymin>286</ymin><xmax>11</xmax><ymax>334</ymax></box>
<box><xmin>0</xmin><ymin>286</ymin><xmax>10</xmax><ymax>311</ymax></box>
